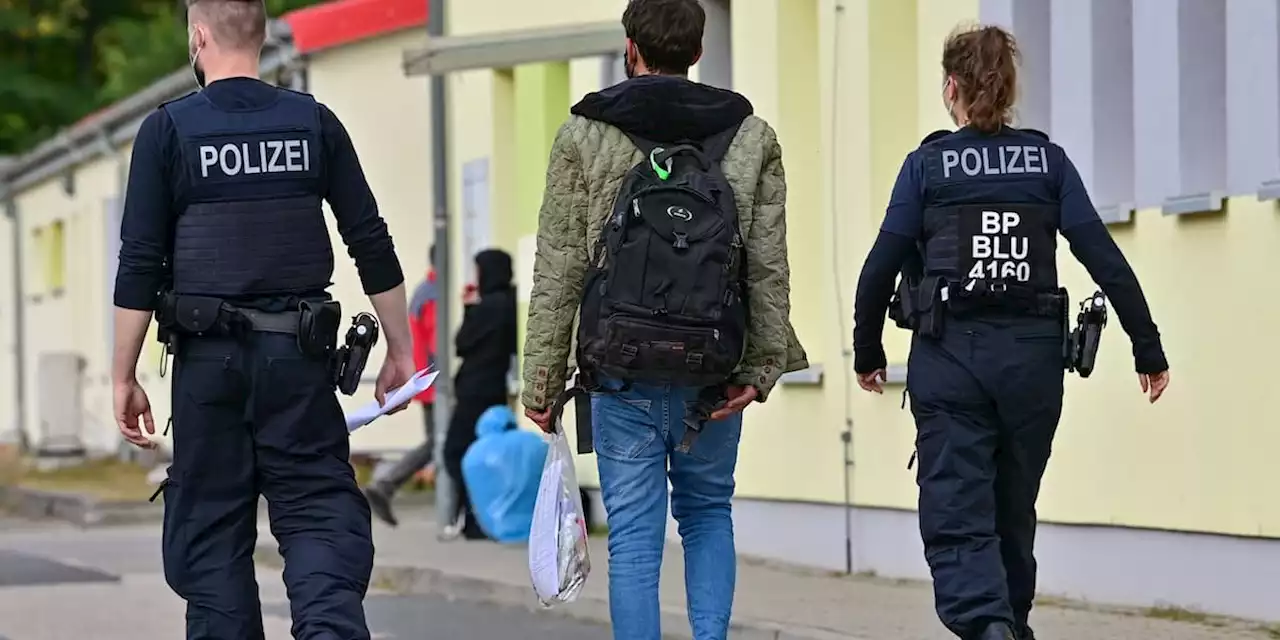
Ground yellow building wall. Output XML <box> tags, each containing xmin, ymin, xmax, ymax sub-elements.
<box><xmin>306</xmin><ymin>28</ymin><xmax>438</xmax><ymax>452</ymax></box>
<box><xmin>721</xmin><ymin>0</ymin><xmax>848</xmax><ymax>503</ymax></box>
<box><xmin>822</xmin><ymin>0</ymin><xmax>1280</xmax><ymax>539</ymax></box>
<box><xmin>12</xmin><ymin>148</ymin><xmax>150</xmax><ymax>455</ymax></box>
<box><xmin>844</xmin><ymin>0</ymin><xmax>985</xmax><ymax>513</ymax></box>
<box><xmin>2</xmin><ymin>0</ymin><xmax>1272</xmax><ymax>541</ymax></box>
<box><xmin>436</xmin><ymin>0</ymin><xmax>1280</xmax><ymax>539</ymax></box>
<box><xmin>1046</xmin><ymin>203</ymin><xmax>1280</xmax><ymax>536</ymax></box>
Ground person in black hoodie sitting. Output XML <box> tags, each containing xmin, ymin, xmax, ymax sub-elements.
<box><xmin>441</xmin><ymin>248</ymin><xmax>517</xmax><ymax>541</ymax></box>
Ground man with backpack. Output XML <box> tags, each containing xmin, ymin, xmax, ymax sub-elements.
<box><xmin>521</xmin><ymin>1</ymin><xmax>807</xmax><ymax>637</ymax></box>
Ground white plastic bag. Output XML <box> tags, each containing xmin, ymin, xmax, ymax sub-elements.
<box><xmin>528</xmin><ymin>421</ymin><xmax>591</xmax><ymax>606</ymax></box>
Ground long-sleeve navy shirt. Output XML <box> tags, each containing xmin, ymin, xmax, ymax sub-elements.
<box><xmin>113</xmin><ymin>77</ymin><xmax>403</xmax><ymax>311</ymax></box>
<box><xmin>853</xmin><ymin>129</ymin><xmax>1168</xmax><ymax>375</ymax></box>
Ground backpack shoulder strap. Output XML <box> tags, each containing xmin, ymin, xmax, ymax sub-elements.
<box><xmin>623</xmin><ymin>132</ymin><xmax>662</xmax><ymax>157</ymax></box>
<box><xmin>700</xmin><ymin>123</ymin><xmax>744</xmax><ymax>164</ymax></box>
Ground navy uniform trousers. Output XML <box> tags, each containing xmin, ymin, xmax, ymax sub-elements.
<box><xmin>162</xmin><ymin>331</ymin><xmax>374</xmax><ymax>640</ymax></box>
<box><xmin>907</xmin><ymin>315</ymin><xmax>1064</xmax><ymax>640</ymax></box>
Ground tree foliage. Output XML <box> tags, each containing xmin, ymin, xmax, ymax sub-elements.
<box><xmin>0</xmin><ymin>0</ymin><xmax>322</xmax><ymax>157</ymax></box>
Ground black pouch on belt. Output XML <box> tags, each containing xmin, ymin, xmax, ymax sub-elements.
<box><xmin>174</xmin><ymin>295</ymin><xmax>228</xmax><ymax>336</ymax></box>
<box><xmin>888</xmin><ymin>277</ymin><xmax>919</xmax><ymax>331</ymax></box>
<box><xmin>297</xmin><ymin>300</ymin><xmax>342</xmax><ymax>359</ymax></box>
<box><xmin>914</xmin><ymin>276</ymin><xmax>946</xmax><ymax>339</ymax></box>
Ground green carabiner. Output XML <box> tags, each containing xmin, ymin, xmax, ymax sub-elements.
<box><xmin>649</xmin><ymin>147</ymin><xmax>672</xmax><ymax>181</ymax></box>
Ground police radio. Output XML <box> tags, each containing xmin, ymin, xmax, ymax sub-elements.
<box><xmin>1068</xmin><ymin>290</ymin><xmax>1107</xmax><ymax>378</ymax></box>
<box><xmin>333</xmin><ymin>312</ymin><xmax>379</xmax><ymax>396</ymax></box>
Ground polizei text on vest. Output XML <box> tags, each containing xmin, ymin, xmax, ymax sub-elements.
<box><xmin>942</xmin><ymin>145</ymin><xmax>1048</xmax><ymax>179</ymax></box>
<box><xmin>199</xmin><ymin>139</ymin><xmax>311</xmax><ymax>178</ymax></box>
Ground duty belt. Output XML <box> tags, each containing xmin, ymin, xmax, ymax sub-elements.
<box><xmin>237</xmin><ymin>309</ymin><xmax>301</xmax><ymax>335</ymax></box>
<box><xmin>943</xmin><ymin>280</ymin><xmax>1064</xmax><ymax>317</ymax></box>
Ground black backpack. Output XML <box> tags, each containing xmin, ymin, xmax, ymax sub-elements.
<box><xmin>576</xmin><ymin>126</ymin><xmax>748</xmax><ymax>388</ymax></box>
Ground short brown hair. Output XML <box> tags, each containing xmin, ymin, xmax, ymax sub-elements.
<box><xmin>187</xmin><ymin>0</ymin><xmax>268</xmax><ymax>51</ymax></box>
<box><xmin>942</xmin><ymin>24</ymin><xmax>1019</xmax><ymax>133</ymax></box>
<box><xmin>622</xmin><ymin>0</ymin><xmax>706</xmax><ymax>75</ymax></box>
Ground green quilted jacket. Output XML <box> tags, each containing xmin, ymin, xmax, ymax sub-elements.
<box><xmin>521</xmin><ymin>82</ymin><xmax>808</xmax><ymax>411</ymax></box>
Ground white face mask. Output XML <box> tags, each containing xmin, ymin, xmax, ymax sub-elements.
<box><xmin>189</xmin><ymin>29</ymin><xmax>206</xmax><ymax>88</ymax></box>
<box><xmin>941</xmin><ymin>77</ymin><xmax>958</xmax><ymax>126</ymax></box>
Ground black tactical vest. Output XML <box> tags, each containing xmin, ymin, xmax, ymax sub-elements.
<box><xmin>919</xmin><ymin>129</ymin><xmax>1060</xmax><ymax>298</ymax></box>
<box><xmin>164</xmin><ymin>89</ymin><xmax>332</xmax><ymax>298</ymax></box>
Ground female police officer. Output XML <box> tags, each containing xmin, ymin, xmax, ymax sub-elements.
<box><xmin>851</xmin><ymin>25</ymin><xmax>1170</xmax><ymax>640</ymax></box>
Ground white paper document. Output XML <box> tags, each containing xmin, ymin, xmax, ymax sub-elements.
<box><xmin>345</xmin><ymin>369</ymin><xmax>439</xmax><ymax>433</ymax></box>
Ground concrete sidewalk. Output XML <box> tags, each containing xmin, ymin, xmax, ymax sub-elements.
<box><xmin>256</xmin><ymin>511</ymin><xmax>1273</xmax><ymax>640</ymax></box>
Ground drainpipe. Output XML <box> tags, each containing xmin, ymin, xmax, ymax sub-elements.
<box><xmin>2</xmin><ymin>194</ymin><xmax>26</xmax><ymax>453</ymax></box>
<box><xmin>427</xmin><ymin>0</ymin><xmax>454</xmax><ymax>528</ymax></box>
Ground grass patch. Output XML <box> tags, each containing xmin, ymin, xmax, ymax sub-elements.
<box><xmin>350</xmin><ymin>457</ymin><xmax>434</xmax><ymax>494</ymax></box>
<box><xmin>0</xmin><ymin>444</ymin><xmax>22</xmax><ymax>488</ymax></box>
<box><xmin>353</xmin><ymin>459</ymin><xmax>376</xmax><ymax>487</ymax></box>
<box><xmin>1142</xmin><ymin>606</ymin><xmax>1224</xmax><ymax>626</ymax></box>
<box><xmin>18</xmin><ymin>457</ymin><xmax>153</xmax><ymax>502</ymax></box>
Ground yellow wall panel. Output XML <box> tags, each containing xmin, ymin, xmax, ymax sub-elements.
<box><xmin>2</xmin><ymin>0</ymin><xmax>1277</xmax><ymax>539</ymax></box>
<box><xmin>915</xmin><ymin>0</ymin><xmax>980</xmax><ymax>138</ymax></box>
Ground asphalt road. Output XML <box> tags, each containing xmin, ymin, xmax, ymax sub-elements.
<box><xmin>0</xmin><ymin>516</ymin><xmax>609</xmax><ymax>640</ymax></box>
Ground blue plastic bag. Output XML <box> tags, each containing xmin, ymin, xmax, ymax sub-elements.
<box><xmin>461</xmin><ymin>405</ymin><xmax>549</xmax><ymax>543</ymax></box>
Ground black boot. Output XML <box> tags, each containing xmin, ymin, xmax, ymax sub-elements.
<box><xmin>363</xmin><ymin>484</ymin><xmax>399</xmax><ymax>527</ymax></box>
<box><xmin>978</xmin><ymin>622</ymin><xmax>1016</xmax><ymax>640</ymax></box>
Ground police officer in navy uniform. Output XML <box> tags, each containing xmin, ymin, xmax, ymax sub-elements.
<box><xmin>852</xmin><ymin>26</ymin><xmax>1170</xmax><ymax>640</ymax></box>
<box><xmin>110</xmin><ymin>1</ymin><xmax>416</xmax><ymax>638</ymax></box>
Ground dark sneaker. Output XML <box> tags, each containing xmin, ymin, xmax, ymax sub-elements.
<box><xmin>462</xmin><ymin>522</ymin><xmax>490</xmax><ymax>541</ymax></box>
<box><xmin>978</xmin><ymin>622</ymin><xmax>1016</xmax><ymax>640</ymax></box>
<box><xmin>363</xmin><ymin>486</ymin><xmax>399</xmax><ymax>527</ymax></box>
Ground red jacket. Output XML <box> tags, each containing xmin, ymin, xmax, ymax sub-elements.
<box><xmin>408</xmin><ymin>270</ymin><xmax>438</xmax><ymax>404</ymax></box>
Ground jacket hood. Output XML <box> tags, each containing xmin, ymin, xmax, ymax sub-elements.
<box><xmin>475</xmin><ymin>405</ymin><xmax>517</xmax><ymax>438</ymax></box>
<box><xmin>409</xmin><ymin>276</ymin><xmax>438</xmax><ymax>318</ymax></box>
<box><xmin>571</xmin><ymin>75</ymin><xmax>753</xmax><ymax>142</ymax></box>
<box><xmin>475</xmin><ymin>249</ymin><xmax>514</xmax><ymax>294</ymax></box>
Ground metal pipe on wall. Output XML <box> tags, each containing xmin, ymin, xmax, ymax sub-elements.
<box><xmin>3</xmin><ymin>196</ymin><xmax>26</xmax><ymax>451</ymax></box>
<box><xmin>427</xmin><ymin>0</ymin><xmax>455</xmax><ymax>528</ymax></box>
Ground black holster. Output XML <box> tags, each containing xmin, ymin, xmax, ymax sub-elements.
<box><xmin>1068</xmin><ymin>290</ymin><xmax>1108</xmax><ymax>378</ymax></box>
<box><xmin>332</xmin><ymin>312</ymin><xmax>379</xmax><ymax>396</ymax></box>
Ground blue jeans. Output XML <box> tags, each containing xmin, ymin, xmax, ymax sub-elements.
<box><xmin>592</xmin><ymin>381</ymin><xmax>743</xmax><ymax>640</ymax></box>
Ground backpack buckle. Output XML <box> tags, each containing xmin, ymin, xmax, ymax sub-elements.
<box><xmin>686</xmin><ymin>352</ymin><xmax>704</xmax><ymax>368</ymax></box>
<box><xmin>620</xmin><ymin>344</ymin><xmax>639</xmax><ymax>365</ymax></box>
<box><xmin>649</xmin><ymin>148</ymin><xmax>673</xmax><ymax>181</ymax></box>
